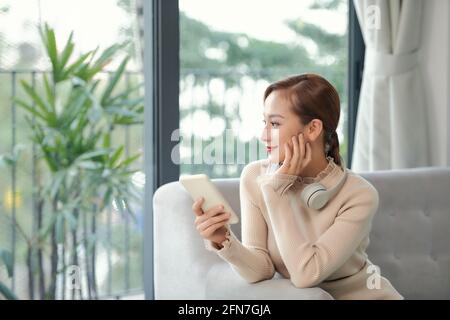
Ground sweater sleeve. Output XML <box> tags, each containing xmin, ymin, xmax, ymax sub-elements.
<box><xmin>203</xmin><ymin>164</ymin><xmax>276</xmax><ymax>283</ymax></box>
<box><xmin>256</xmin><ymin>172</ymin><xmax>379</xmax><ymax>288</ymax></box>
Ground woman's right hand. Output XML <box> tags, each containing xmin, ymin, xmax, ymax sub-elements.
<box><xmin>192</xmin><ymin>197</ymin><xmax>231</xmax><ymax>248</ymax></box>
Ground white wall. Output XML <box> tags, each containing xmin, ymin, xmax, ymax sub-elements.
<box><xmin>419</xmin><ymin>0</ymin><xmax>449</xmax><ymax>166</ymax></box>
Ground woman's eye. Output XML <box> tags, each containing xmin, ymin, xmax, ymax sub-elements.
<box><xmin>262</xmin><ymin>120</ymin><xmax>279</xmax><ymax>128</ymax></box>
<box><xmin>271</xmin><ymin>122</ymin><xmax>279</xmax><ymax>128</ymax></box>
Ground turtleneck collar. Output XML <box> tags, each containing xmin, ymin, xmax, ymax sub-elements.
<box><xmin>299</xmin><ymin>156</ymin><xmax>342</xmax><ymax>184</ymax></box>
<box><xmin>262</xmin><ymin>156</ymin><xmax>345</xmax><ymax>191</ymax></box>
<box><xmin>292</xmin><ymin>156</ymin><xmax>345</xmax><ymax>192</ymax></box>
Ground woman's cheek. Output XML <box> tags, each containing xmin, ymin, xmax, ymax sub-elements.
<box><xmin>280</xmin><ymin>146</ymin><xmax>286</xmax><ymax>161</ymax></box>
<box><xmin>270</xmin><ymin>145</ymin><xmax>284</xmax><ymax>163</ymax></box>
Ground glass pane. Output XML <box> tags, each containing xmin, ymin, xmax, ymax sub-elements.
<box><xmin>0</xmin><ymin>0</ymin><xmax>144</xmax><ymax>299</ymax></box>
<box><xmin>179</xmin><ymin>0</ymin><xmax>348</xmax><ymax>178</ymax></box>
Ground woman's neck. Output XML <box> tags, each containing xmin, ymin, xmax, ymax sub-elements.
<box><xmin>299</xmin><ymin>152</ymin><xmax>329</xmax><ymax>179</ymax></box>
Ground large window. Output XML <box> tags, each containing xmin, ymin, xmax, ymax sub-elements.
<box><xmin>179</xmin><ymin>0</ymin><xmax>349</xmax><ymax>178</ymax></box>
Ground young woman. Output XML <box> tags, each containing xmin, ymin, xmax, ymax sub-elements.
<box><xmin>192</xmin><ymin>73</ymin><xmax>403</xmax><ymax>300</ymax></box>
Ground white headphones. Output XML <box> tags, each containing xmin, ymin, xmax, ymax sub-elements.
<box><xmin>266</xmin><ymin>156</ymin><xmax>348</xmax><ymax>210</ymax></box>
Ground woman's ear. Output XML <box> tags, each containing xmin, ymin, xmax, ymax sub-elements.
<box><xmin>306</xmin><ymin>119</ymin><xmax>324</xmax><ymax>142</ymax></box>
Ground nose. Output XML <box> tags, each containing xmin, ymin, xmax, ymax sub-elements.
<box><xmin>260</xmin><ymin>125</ymin><xmax>270</xmax><ymax>144</ymax></box>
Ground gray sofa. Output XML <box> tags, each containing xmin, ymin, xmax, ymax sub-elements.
<box><xmin>153</xmin><ymin>166</ymin><xmax>450</xmax><ymax>299</ymax></box>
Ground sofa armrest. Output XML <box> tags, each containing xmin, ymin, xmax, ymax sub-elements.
<box><xmin>205</xmin><ymin>263</ymin><xmax>334</xmax><ymax>300</ymax></box>
<box><xmin>154</xmin><ymin>181</ymin><xmax>225</xmax><ymax>299</ymax></box>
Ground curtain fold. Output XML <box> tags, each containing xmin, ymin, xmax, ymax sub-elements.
<box><xmin>351</xmin><ymin>0</ymin><xmax>430</xmax><ymax>171</ymax></box>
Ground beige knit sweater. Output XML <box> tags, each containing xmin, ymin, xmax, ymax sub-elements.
<box><xmin>204</xmin><ymin>157</ymin><xmax>403</xmax><ymax>300</ymax></box>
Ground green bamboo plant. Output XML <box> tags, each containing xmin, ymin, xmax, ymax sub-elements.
<box><xmin>10</xmin><ymin>23</ymin><xmax>143</xmax><ymax>299</ymax></box>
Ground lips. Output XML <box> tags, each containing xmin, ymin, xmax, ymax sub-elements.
<box><xmin>266</xmin><ymin>146</ymin><xmax>278</xmax><ymax>153</ymax></box>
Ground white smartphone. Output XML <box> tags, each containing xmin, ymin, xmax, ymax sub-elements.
<box><xmin>179</xmin><ymin>173</ymin><xmax>239</xmax><ymax>224</ymax></box>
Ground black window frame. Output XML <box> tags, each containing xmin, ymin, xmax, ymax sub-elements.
<box><xmin>347</xmin><ymin>0</ymin><xmax>365</xmax><ymax>168</ymax></box>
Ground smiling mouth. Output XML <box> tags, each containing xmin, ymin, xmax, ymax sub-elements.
<box><xmin>266</xmin><ymin>146</ymin><xmax>278</xmax><ymax>152</ymax></box>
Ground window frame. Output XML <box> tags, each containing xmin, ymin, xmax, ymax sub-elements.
<box><xmin>347</xmin><ymin>0</ymin><xmax>365</xmax><ymax>168</ymax></box>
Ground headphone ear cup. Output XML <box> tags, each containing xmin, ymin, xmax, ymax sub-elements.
<box><xmin>300</xmin><ymin>183</ymin><xmax>328</xmax><ymax>210</ymax></box>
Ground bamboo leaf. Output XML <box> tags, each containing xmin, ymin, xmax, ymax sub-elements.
<box><xmin>41</xmin><ymin>23</ymin><xmax>60</xmax><ymax>81</ymax></box>
<box><xmin>42</xmin><ymin>73</ymin><xmax>55</xmax><ymax>109</ymax></box>
<box><xmin>20</xmin><ymin>80</ymin><xmax>53</xmax><ymax>119</ymax></box>
<box><xmin>102</xmin><ymin>132</ymin><xmax>111</xmax><ymax>149</ymax></box>
<box><xmin>117</xmin><ymin>153</ymin><xmax>141</xmax><ymax>169</ymax></box>
<box><xmin>50</xmin><ymin>171</ymin><xmax>65</xmax><ymax>200</ymax></box>
<box><xmin>63</xmin><ymin>210</ymin><xmax>78</xmax><ymax>231</ymax></box>
<box><xmin>0</xmin><ymin>249</ymin><xmax>13</xmax><ymax>277</ymax></box>
<box><xmin>109</xmin><ymin>82</ymin><xmax>144</xmax><ymax>104</ymax></box>
<box><xmin>106</xmin><ymin>106</ymin><xmax>140</xmax><ymax>118</ymax></box>
<box><xmin>59</xmin><ymin>31</ymin><xmax>75</xmax><ymax>71</ymax></box>
<box><xmin>60</xmin><ymin>87</ymin><xmax>89</xmax><ymax>126</ymax></box>
<box><xmin>39</xmin><ymin>213</ymin><xmax>58</xmax><ymax>240</ymax></box>
<box><xmin>14</xmin><ymin>99</ymin><xmax>48</xmax><ymax>121</ymax></box>
<box><xmin>111</xmin><ymin>97</ymin><xmax>144</xmax><ymax>109</ymax></box>
<box><xmin>82</xmin><ymin>42</ymin><xmax>128</xmax><ymax>81</ymax></box>
<box><xmin>78</xmin><ymin>160</ymin><xmax>102</xmax><ymax>170</ymax></box>
<box><xmin>101</xmin><ymin>57</ymin><xmax>129</xmax><ymax>106</ymax></box>
<box><xmin>63</xmin><ymin>51</ymin><xmax>93</xmax><ymax>79</ymax></box>
<box><xmin>93</xmin><ymin>42</ymin><xmax>127</xmax><ymax>69</ymax></box>
<box><xmin>0</xmin><ymin>282</ymin><xmax>18</xmax><ymax>300</ymax></box>
<box><xmin>76</xmin><ymin>149</ymin><xmax>111</xmax><ymax>162</ymax></box>
<box><xmin>110</xmin><ymin>146</ymin><xmax>124</xmax><ymax>166</ymax></box>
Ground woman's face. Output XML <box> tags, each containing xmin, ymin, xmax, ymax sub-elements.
<box><xmin>260</xmin><ymin>90</ymin><xmax>308</xmax><ymax>164</ymax></box>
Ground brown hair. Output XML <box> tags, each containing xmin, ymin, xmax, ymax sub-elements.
<box><xmin>263</xmin><ymin>73</ymin><xmax>342</xmax><ymax>167</ymax></box>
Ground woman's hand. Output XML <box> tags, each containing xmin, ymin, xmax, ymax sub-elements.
<box><xmin>192</xmin><ymin>197</ymin><xmax>231</xmax><ymax>248</ymax></box>
<box><xmin>275</xmin><ymin>132</ymin><xmax>312</xmax><ymax>176</ymax></box>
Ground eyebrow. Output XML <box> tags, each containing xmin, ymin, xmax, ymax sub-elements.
<box><xmin>263</xmin><ymin>113</ymin><xmax>285</xmax><ymax>119</ymax></box>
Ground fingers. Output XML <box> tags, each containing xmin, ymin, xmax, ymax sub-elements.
<box><xmin>201</xmin><ymin>220</ymin><xmax>229</xmax><ymax>238</ymax></box>
<box><xmin>278</xmin><ymin>134</ymin><xmax>312</xmax><ymax>175</ymax></box>
<box><xmin>192</xmin><ymin>197</ymin><xmax>204</xmax><ymax>216</ymax></box>
<box><xmin>290</xmin><ymin>136</ymin><xmax>299</xmax><ymax>172</ymax></box>
<box><xmin>197</xmin><ymin>212</ymin><xmax>231</xmax><ymax>234</ymax></box>
<box><xmin>194</xmin><ymin>203</ymin><xmax>226</xmax><ymax>225</ymax></box>
<box><xmin>280</xmin><ymin>133</ymin><xmax>312</xmax><ymax>175</ymax></box>
<box><xmin>280</xmin><ymin>141</ymin><xmax>292</xmax><ymax>172</ymax></box>
<box><xmin>296</xmin><ymin>133</ymin><xmax>305</xmax><ymax>172</ymax></box>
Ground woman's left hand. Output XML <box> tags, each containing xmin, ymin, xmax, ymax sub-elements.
<box><xmin>275</xmin><ymin>132</ymin><xmax>312</xmax><ymax>176</ymax></box>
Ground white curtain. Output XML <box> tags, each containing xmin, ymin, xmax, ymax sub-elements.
<box><xmin>351</xmin><ymin>0</ymin><xmax>430</xmax><ymax>171</ymax></box>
